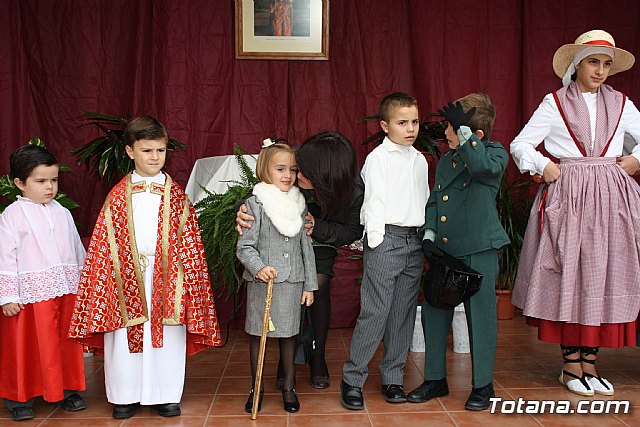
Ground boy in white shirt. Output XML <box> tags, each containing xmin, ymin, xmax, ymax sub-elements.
<box><xmin>341</xmin><ymin>92</ymin><xmax>429</xmax><ymax>410</ymax></box>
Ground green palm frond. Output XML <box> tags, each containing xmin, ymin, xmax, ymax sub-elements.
<box><xmin>496</xmin><ymin>169</ymin><xmax>533</xmax><ymax>290</ymax></box>
<box><xmin>194</xmin><ymin>144</ymin><xmax>257</xmax><ymax>300</ymax></box>
<box><xmin>71</xmin><ymin>112</ymin><xmax>186</xmax><ymax>182</ymax></box>
<box><xmin>360</xmin><ymin>113</ymin><xmax>446</xmax><ymax>158</ymax></box>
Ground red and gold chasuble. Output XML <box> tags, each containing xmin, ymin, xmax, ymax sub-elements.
<box><xmin>69</xmin><ymin>174</ymin><xmax>222</xmax><ymax>355</ymax></box>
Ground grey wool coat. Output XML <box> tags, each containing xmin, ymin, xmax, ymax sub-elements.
<box><xmin>237</xmin><ymin>185</ymin><xmax>318</xmax><ymax>337</ymax></box>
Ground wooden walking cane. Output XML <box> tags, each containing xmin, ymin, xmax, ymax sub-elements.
<box><xmin>251</xmin><ymin>278</ymin><xmax>275</xmax><ymax>420</ymax></box>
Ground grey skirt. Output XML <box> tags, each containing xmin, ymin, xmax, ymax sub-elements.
<box><xmin>245</xmin><ymin>280</ymin><xmax>303</xmax><ymax>338</ymax></box>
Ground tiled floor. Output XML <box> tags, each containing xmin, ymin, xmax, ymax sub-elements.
<box><xmin>2</xmin><ymin>311</ymin><xmax>639</xmax><ymax>426</ymax></box>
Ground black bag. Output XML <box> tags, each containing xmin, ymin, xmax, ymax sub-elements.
<box><xmin>294</xmin><ymin>305</ymin><xmax>315</xmax><ymax>365</ymax></box>
<box><xmin>424</xmin><ymin>249</ymin><xmax>483</xmax><ymax>310</ymax></box>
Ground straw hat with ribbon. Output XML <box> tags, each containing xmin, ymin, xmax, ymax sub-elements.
<box><xmin>552</xmin><ymin>29</ymin><xmax>635</xmax><ymax>86</ymax></box>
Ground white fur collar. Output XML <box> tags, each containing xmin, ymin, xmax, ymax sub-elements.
<box><xmin>252</xmin><ymin>182</ymin><xmax>305</xmax><ymax>237</ymax></box>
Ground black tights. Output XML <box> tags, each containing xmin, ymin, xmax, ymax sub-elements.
<box><xmin>277</xmin><ymin>273</ymin><xmax>332</xmax><ymax>379</ymax></box>
<box><xmin>310</xmin><ymin>273</ymin><xmax>331</xmax><ymax>376</ymax></box>
<box><xmin>250</xmin><ymin>335</ymin><xmax>297</xmax><ymax>391</ymax></box>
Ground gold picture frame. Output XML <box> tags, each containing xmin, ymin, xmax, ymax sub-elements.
<box><xmin>235</xmin><ymin>0</ymin><xmax>329</xmax><ymax>60</ymax></box>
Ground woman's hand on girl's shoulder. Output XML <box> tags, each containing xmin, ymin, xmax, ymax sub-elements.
<box><xmin>1</xmin><ymin>302</ymin><xmax>24</xmax><ymax>317</ymax></box>
<box><xmin>235</xmin><ymin>203</ymin><xmax>255</xmax><ymax>236</ymax></box>
<box><xmin>303</xmin><ymin>213</ymin><xmax>315</xmax><ymax>236</ymax></box>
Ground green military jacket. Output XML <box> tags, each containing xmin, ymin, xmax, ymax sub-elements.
<box><xmin>421</xmin><ymin>134</ymin><xmax>510</xmax><ymax>257</ymax></box>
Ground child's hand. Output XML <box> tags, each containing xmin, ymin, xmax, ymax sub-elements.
<box><xmin>617</xmin><ymin>155</ymin><xmax>640</xmax><ymax>176</ymax></box>
<box><xmin>438</xmin><ymin>101</ymin><xmax>476</xmax><ymax>131</ymax></box>
<box><xmin>2</xmin><ymin>302</ymin><xmax>24</xmax><ymax>317</ymax></box>
<box><xmin>257</xmin><ymin>266</ymin><xmax>277</xmax><ymax>283</ymax></box>
<box><xmin>542</xmin><ymin>161</ymin><xmax>561</xmax><ymax>184</ymax></box>
<box><xmin>300</xmin><ymin>291</ymin><xmax>314</xmax><ymax>306</ymax></box>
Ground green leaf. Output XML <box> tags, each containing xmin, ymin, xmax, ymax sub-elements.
<box><xmin>28</xmin><ymin>136</ymin><xmax>45</xmax><ymax>147</ymax></box>
<box><xmin>72</xmin><ymin>112</ymin><xmax>186</xmax><ymax>182</ymax></box>
<box><xmin>55</xmin><ymin>192</ymin><xmax>81</xmax><ymax>210</ymax></box>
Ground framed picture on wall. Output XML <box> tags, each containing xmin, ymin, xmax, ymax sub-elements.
<box><xmin>235</xmin><ymin>0</ymin><xmax>329</xmax><ymax>60</ymax></box>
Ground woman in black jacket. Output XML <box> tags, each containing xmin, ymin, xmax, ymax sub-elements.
<box><xmin>238</xmin><ymin>131</ymin><xmax>364</xmax><ymax>389</ymax></box>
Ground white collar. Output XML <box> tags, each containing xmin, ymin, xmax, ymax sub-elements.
<box><xmin>252</xmin><ymin>182</ymin><xmax>305</xmax><ymax>237</ymax></box>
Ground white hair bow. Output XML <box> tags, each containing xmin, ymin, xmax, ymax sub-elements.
<box><xmin>262</xmin><ymin>138</ymin><xmax>275</xmax><ymax>148</ymax></box>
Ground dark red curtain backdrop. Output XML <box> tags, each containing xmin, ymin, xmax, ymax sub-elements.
<box><xmin>1</xmin><ymin>0</ymin><xmax>639</xmax><ymax>234</ymax></box>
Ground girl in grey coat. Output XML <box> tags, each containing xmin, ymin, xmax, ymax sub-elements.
<box><xmin>236</xmin><ymin>141</ymin><xmax>317</xmax><ymax>414</ymax></box>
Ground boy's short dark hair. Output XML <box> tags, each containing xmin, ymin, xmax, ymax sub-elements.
<box><xmin>456</xmin><ymin>93</ymin><xmax>496</xmax><ymax>138</ymax></box>
<box><xmin>124</xmin><ymin>116</ymin><xmax>169</xmax><ymax>147</ymax></box>
<box><xmin>379</xmin><ymin>92</ymin><xmax>418</xmax><ymax>123</ymax></box>
<box><xmin>9</xmin><ymin>145</ymin><xmax>58</xmax><ymax>182</ymax></box>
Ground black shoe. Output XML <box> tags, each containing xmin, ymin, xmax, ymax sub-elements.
<box><xmin>282</xmin><ymin>389</ymin><xmax>300</xmax><ymax>413</ymax></box>
<box><xmin>381</xmin><ymin>384</ymin><xmax>407</xmax><ymax>403</ymax></box>
<box><xmin>465</xmin><ymin>383</ymin><xmax>495</xmax><ymax>411</ymax></box>
<box><xmin>340</xmin><ymin>380</ymin><xmax>364</xmax><ymax>410</ymax></box>
<box><xmin>155</xmin><ymin>403</ymin><xmax>181</xmax><ymax>417</ymax></box>
<box><xmin>57</xmin><ymin>393</ymin><xmax>87</xmax><ymax>411</ymax></box>
<box><xmin>311</xmin><ymin>375</ymin><xmax>330</xmax><ymax>389</ymax></box>
<box><xmin>112</xmin><ymin>403</ymin><xmax>140</xmax><ymax>419</ymax></box>
<box><xmin>407</xmin><ymin>378</ymin><xmax>449</xmax><ymax>403</ymax></box>
<box><xmin>244</xmin><ymin>389</ymin><xmax>264</xmax><ymax>414</ymax></box>
<box><xmin>9</xmin><ymin>407</ymin><xmax>34</xmax><ymax>421</ymax></box>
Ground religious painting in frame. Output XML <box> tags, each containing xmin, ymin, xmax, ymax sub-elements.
<box><xmin>235</xmin><ymin>0</ymin><xmax>329</xmax><ymax>60</ymax></box>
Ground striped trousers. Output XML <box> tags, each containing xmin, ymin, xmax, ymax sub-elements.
<box><xmin>342</xmin><ymin>225</ymin><xmax>423</xmax><ymax>387</ymax></box>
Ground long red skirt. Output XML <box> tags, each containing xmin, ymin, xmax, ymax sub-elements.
<box><xmin>527</xmin><ymin>317</ymin><xmax>637</xmax><ymax>348</ymax></box>
<box><xmin>0</xmin><ymin>294</ymin><xmax>85</xmax><ymax>402</ymax></box>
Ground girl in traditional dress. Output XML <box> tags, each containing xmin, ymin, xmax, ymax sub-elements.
<box><xmin>0</xmin><ymin>145</ymin><xmax>87</xmax><ymax>421</ymax></box>
<box><xmin>510</xmin><ymin>29</ymin><xmax>640</xmax><ymax>397</ymax></box>
<box><xmin>237</xmin><ymin>141</ymin><xmax>317</xmax><ymax>413</ymax></box>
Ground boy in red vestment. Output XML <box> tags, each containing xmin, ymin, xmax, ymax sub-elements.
<box><xmin>69</xmin><ymin>116</ymin><xmax>222</xmax><ymax>419</ymax></box>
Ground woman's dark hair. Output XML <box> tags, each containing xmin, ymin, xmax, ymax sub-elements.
<box><xmin>124</xmin><ymin>116</ymin><xmax>169</xmax><ymax>147</ymax></box>
<box><xmin>9</xmin><ymin>145</ymin><xmax>58</xmax><ymax>182</ymax></box>
<box><xmin>296</xmin><ymin>131</ymin><xmax>358</xmax><ymax>219</ymax></box>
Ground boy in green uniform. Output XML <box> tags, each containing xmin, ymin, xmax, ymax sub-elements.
<box><xmin>407</xmin><ymin>93</ymin><xmax>510</xmax><ymax>411</ymax></box>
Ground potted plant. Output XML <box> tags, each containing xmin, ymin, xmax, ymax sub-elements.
<box><xmin>71</xmin><ymin>112</ymin><xmax>185</xmax><ymax>182</ymax></box>
<box><xmin>0</xmin><ymin>137</ymin><xmax>79</xmax><ymax>214</ymax></box>
<box><xmin>194</xmin><ymin>144</ymin><xmax>258</xmax><ymax>302</ymax></box>
<box><xmin>495</xmin><ymin>167</ymin><xmax>533</xmax><ymax>319</ymax></box>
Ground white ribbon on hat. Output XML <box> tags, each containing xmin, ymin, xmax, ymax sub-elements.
<box><xmin>562</xmin><ymin>46</ymin><xmax>615</xmax><ymax>86</ymax></box>
<box><xmin>262</xmin><ymin>138</ymin><xmax>275</xmax><ymax>148</ymax></box>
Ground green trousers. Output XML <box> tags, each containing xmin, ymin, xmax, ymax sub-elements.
<box><xmin>421</xmin><ymin>249</ymin><xmax>498</xmax><ymax>388</ymax></box>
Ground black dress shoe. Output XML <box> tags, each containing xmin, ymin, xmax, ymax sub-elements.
<box><xmin>340</xmin><ymin>380</ymin><xmax>364</xmax><ymax>410</ymax></box>
<box><xmin>155</xmin><ymin>403</ymin><xmax>181</xmax><ymax>417</ymax></box>
<box><xmin>381</xmin><ymin>384</ymin><xmax>407</xmax><ymax>403</ymax></box>
<box><xmin>244</xmin><ymin>389</ymin><xmax>264</xmax><ymax>414</ymax></box>
<box><xmin>9</xmin><ymin>407</ymin><xmax>34</xmax><ymax>421</ymax></box>
<box><xmin>407</xmin><ymin>378</ymin><xmax>449</xmax><ymax>403</ymax></box>
<box><xmin>57</xmin><ymin>393</ymin><xmax>87</xmax><ymax>411</ymax></box>
<box><xmin>112</xmin><ymin>403</ymin><xmax>140</xmax><ymax>419</ymax></box>
<box><xmin>282</xmin><ymin>389</ymin><xmax>300</xmax><ymax>413</ymax></box>
<box><xmin>311</xmin><ymin>375</ymin><xmax>330</xmax><ymax>389</ymax></box>
<box><xmin>465</xmin><ymin>383</ymin><xmax>495</xmax><ymax>411</ymax></box>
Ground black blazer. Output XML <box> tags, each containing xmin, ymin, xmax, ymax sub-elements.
<box><xmin>302</xmin><ymin>174</ymin><xmax>364</xmax><ymax>247</ymax></box>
